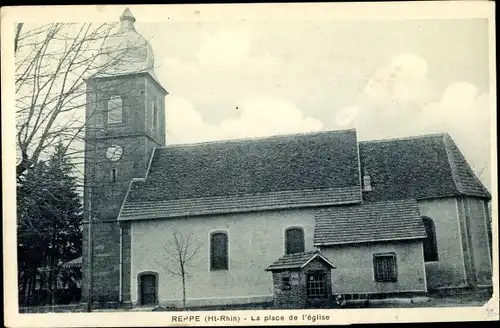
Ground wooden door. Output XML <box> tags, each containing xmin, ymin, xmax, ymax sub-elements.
<box><xmin>140</xmin><ymin>274</ymin><xmax>157</xmax><ymax>306</ymax></box>
<box><xmin>306</xmin><ymin>272</ymin><xmax>329</xmax><ymax>308</ymax></box>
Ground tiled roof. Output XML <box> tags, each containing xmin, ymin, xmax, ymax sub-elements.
<box><xmin>443</xmin><ymin>134</ymin><xmax>491</xmax><ymax>198</ymax></box>
<box><xmin>120</xmin><ymin>186</ymin><xmax>361</xmax><ymax>220</ymax></box>
<box><xmin>359</xmin><ymin>133</ymin><xmax>490</xmax><ymax>202</ymax></box>
<box><xmin>119</xmin><ymin>129</ymin><xmax>361</xmax><ymax>220</ymax></box>
<box><xmin>265</xmin><ymin>251</ymin><xmax>336</xmax><ymax>271</ymax></box>
<box><xmin>314</xmin><ymin>199</ymin><xmax>427</xmax><ymax>246</ymax></box>
<box><xmin>118</xmin><ymin>130</ymin><xmax>489</xmax><ymax>221</ymax></box>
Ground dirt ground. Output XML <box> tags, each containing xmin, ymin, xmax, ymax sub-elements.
<box><xmin>19</xmin><ymin>293</ymin><xmax>494</xmax><ymax>312</ymax></box>
<box><xmin>351</xmin><ymin>294</ymin><xmax>493</xmax><ymax>308</ymax></box>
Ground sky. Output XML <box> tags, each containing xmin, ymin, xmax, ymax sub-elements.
<box><xmin>130</xmin><ymin>16</ymin><xmax>492</xmax><ymax>189</ymax></box>
<box><xmin>8</xmin><ymin>4</ymin><xmax>495</xmax><ymax>191</ymax></box>
<box><xmin>2</xmin><ymin>5</ymin><xmax>497</xmax><ymax>323</ymax></box>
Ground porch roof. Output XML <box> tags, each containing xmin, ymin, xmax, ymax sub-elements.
<box><xmin>265</xmin><ymin>251</ymin><xmax>336</xmax><ymax>271</ymax></box>
<box><xmin>314</xmin><ymin>199</ymin><xmax>427</xmax><ymax>246</ymax></box>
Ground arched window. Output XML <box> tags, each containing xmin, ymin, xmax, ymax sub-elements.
<box><xmin>422</xmin><ymin>217</ymin><xmax>438</xmax><ymax>262</ymax></box>
<box><xmin>107</xmin><ymin>96</ymin><xmax>123</xmax><ymax>124</ymax></box>
<box><xmin>285</xmin><ymin>227</ymin><xmax>305</xmax><ymax>255</ymax></box>
<box><xmin>210</xmin><ymin>232</ymin><xmax>228</xmax><ymax>271</ymax></box>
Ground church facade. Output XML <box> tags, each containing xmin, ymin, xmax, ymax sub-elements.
<box><xmin>82</xmin><ymin>9</ymin><xmax>492</xmax><ymax>308</ymax></box>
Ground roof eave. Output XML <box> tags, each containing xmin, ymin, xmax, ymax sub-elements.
<box><xmin>118</xmin><ymin>198</ymin><xmax>362</xmax><ymax>221</ymax></box>
<box><xmin>85</xmin><ymin>71</ymin><xmax>168</xmax><ymax>95</ymax></box>
<box><xmin>314</xmin><ymin>235</ymin><xmax>427</xmax><ymax>247</ymax></box>
<box><xmin>300</xmin><ymin>253</ymin><xmax>336</xmax><ymax>269</ymax></box>
<box><xmin>265</xmin><ymin>266</ymin><xmax>301</xmax><ymax>272</ymax></box>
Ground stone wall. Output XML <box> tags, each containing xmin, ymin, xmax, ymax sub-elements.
<box><xmin>272</xmin><ymin>270</ymin><xmax>304</xmax><ymax>309</ymax></box>
<box><xmin>121</xmin><ymin>221</ymin><xmax>132</xmax><ymax>303</ymax></box>
<box><xmin>272</xmin><ymin>259</ymin><xmax>333</xmax><ymax>309</ymax></box>
<box><xmin>82</xmin><ymin>72</ymin><xmax>166</xmax><ymax>307</ymax></box>
<box><xmin>82</xmin><ymin>221</ymin><xmax>120</xmax><ymax>304</ymax></box>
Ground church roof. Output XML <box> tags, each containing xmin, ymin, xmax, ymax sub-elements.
<box><xmin>265</xmin><ymin>251</ymin><xmax>336</xmax><ymax>271</ymax></box>
<box><xmin>359</xmin><ymin>133</ymin><xmax>491</xmax><ymax>202</ymax></box>
<box><xmin>119</xmin><ymin>129</ymin><xmax>362</xmax><ymax>220</ymax></box>
<box><xmin>314</xmin><ymin>199</ymin><xmax>427</xmax><ymax>246</ymax></box>
<box><xmin>117</xmin><ymin>129</ymin><xmax>489</xmax><ymax>221</ymax></box>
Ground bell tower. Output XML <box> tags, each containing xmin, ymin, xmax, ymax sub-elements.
<box><xmin>82</xmin><ymin>8</ymin><xmax>167</xmax><ymax>306</ymax></box>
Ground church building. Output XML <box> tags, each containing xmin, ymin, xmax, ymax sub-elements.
<box><xmin>82</xmin><ymin>9</ymin><xmax>493</xmax><ymax>308</ymax></box>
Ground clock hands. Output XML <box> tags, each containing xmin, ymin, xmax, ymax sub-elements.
<box><xmin>107</xmin><ymin>145</ymin><xmax>122</xmax><ymax>161</ymax></box>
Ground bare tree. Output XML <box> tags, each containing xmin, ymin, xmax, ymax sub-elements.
<box><xmin>15</xmin><ymin>21</ymin><xmax>150</xmax><ymax>180</ymax></box>
<box><xmin>14</xmin><ymin>23</ymin><xmax>24</xmax><ymax>52</ymax></box>
<box><xmin>15</xmin><ymin>19</ymin><xmax>155</xmax><ymax>306</ymax></box>
<box><xmin>156</xmin><ymin>230</ymin><xmax>202</xmax><ymax>309</ymax></box>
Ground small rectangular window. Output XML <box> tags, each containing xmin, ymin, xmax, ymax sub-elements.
<box><xmin>373</xmin><ymin>253</ymin><xmax>397</xmax><ymax>282</ymax></box>
<box><xmin>282</xmin><ymin>276</ymin><xmax>291</xmax><ymax>290</ymax></box>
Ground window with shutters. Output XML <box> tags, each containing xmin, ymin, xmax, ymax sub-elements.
<box><xmin>422</xmin><ymin>216</ymin><xmax>439</xmax><ymax>262</ymax></box>
<box><xmin>285</xmin><ymin>227</ymin><xmax>305</xmax><ymax>255</ymax></box>
<box><xmin>373</xmin><ymin>253</ymin><xmax>397</xmax><ymax>282</ymax></box>
<box><xmin>210</xmin><ymin>232</ymin><xmax>228</xmax><ymax>271</ymax></box>
<box><xmin>107</xmin><ymin>96</ymin><xmax>123</xmax><ymax>124</ymax></box>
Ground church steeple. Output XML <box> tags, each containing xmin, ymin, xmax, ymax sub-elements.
<box><xmin>82</xmin><ymin>7</ymin><xmax>167</xmax><ymax>307</ymax></box>
<box><xmin>84</xmin><ymin>8</ymin><xmax>167</xmax><ymax>220</ymax></box>
<box><xmin>120</xmin><ymin>8</ymin><xmax>136</xmax><ymax>22</ymax></box>
<box><xmin>95</xmin><ymin>8</ymin><xmax>164</xmax><ymax>89</ymax></box>
<box><xmin>119</xmin><ymin>8</ymin><xmax>137</xmax><ymax>32</ymax></box>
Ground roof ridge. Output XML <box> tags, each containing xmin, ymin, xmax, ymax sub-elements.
<box><xmin>359</xmin><ymin>132</ymin><xmax>448</xmax><ymax>144</ymax></box>
<box><xmin>441</xmin><ymin>134</ymin><xmax>465</xmax><ymax>195</ymax></box>
<box><xmin>283</xmin><ymin>250</ymin><xmax>318</xmax><ymax>256</ymax></box>
<box><xmin>159</xmin><ymin>128</ymin><xmax>357</xmax><ymax>149</ymax></box>
<box><xmin>317</xmin><ymin>199</ymin><xmax>418</xmax><ymax>212</ymax></box>
<box><xmin>117</xmin><ymin>178</ymin><xmax>144</xmax><ymax>220</ymax></box>
<box><xmin>442</xmin><ymin>134</ymin><xmax>491</xmax><ymax>198</ymax></box>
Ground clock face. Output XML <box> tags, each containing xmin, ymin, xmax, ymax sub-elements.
<box><xmin>106</xmin><ymin>145</ymin><xmax>123</xmax><ymax>162</ymax></box>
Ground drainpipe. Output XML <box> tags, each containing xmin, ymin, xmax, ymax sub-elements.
<box><xmin>86</xmin><ymin>185</ymin><xmax>93</xmax><ymax>312</ymax></box>
<box><xmin>119</xmin><ymin>226</ymin><xmax>123</xmax><ymax>303</ymax></box>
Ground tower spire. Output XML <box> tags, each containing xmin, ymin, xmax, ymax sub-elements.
<box><xmin>119</xmin><ymin>8</ymin><xmax>136</xmax><ymax>32</ymax></box>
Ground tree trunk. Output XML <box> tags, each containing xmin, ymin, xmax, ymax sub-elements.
<box><xmin>14</xmin><ymin>23</ymin><xmax>23</xmax><ymax>53</ymax></box>
<box><xmin>25</xmin><ymin>275</ymin><xmax>31</xmax><ymax>306</ymax></box>
<box><xmin>48</xmin><ymin>247</ymin><xmax>57</xmax><ymax>305</ymax></box>
<box><xmin>20</xmin><ymin>271</ymin><xmax>28</xmax><ymax>305</ymax></box>
<box><xmin>181</xmin><ymin>273</ymin><xmax>186</xmax><ymax>310</ymax></box>
<box><xmin>30</xmin><ymin>269</ymin><xmax>36</xmax><ymax>305</ymax></box>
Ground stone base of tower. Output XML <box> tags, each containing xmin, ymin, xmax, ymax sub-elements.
<box><xmin>82</xmin><ymin>220</ymin><xmax>131</xmax><ymax>309</ymax></box>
